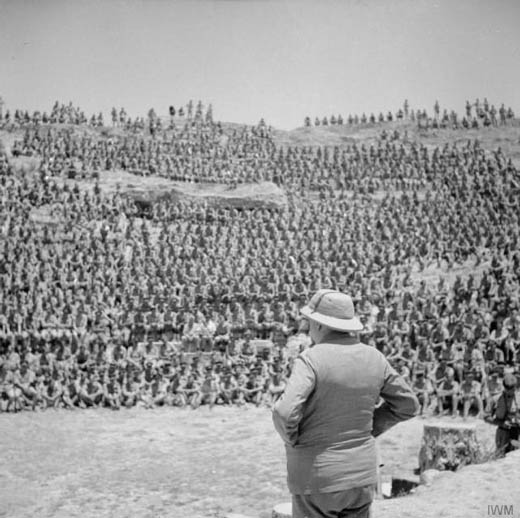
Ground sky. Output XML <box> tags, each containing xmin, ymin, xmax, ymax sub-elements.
<box><xmin>1</xmin><ymin>0</ymin><xmax>520</xmax><ymax>129</ymax></box>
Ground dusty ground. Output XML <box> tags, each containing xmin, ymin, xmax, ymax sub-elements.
<box><xmin>1</xmin><ymin>408</ymin><xmax>517</xmax><ymax>518</ymax></box>
<box><xmin>0</xmin><ymin>407</ymin><xmax>285</xmax><ymax>518</ymax></box>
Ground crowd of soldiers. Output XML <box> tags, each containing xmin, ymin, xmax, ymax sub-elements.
<box><xmin>0</xmin><ymin>101</ymin><xmax>105</xmax><ymax>128</ymax></box>
<box><xmin>0</xmin><ymin>333</ymin><xmax>291</xmax><ymax>411</ymax></box>
<box><xmin>9</xmin><ymin>106</ymin><xmax>272</xmax><ymax>184</ymax></box>
<box><xmin>307</xmin><ymin>98</ymin><xmax>516</xmax><ymax>130</ymax></box>
<box><xmin>1</xmin><ymin>100</ymin><xmax>520</xmax><ymax>414</ymax></box>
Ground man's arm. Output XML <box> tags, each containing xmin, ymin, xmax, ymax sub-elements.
<box><xmin>372</xmin><ymin>361</ymin><xmax>419</xmax><ymax>438</ymax></box>
<box><xmin>272</xmin><ymin>354</ymin><xmax>316</xmax><ymax>446</ymax></box>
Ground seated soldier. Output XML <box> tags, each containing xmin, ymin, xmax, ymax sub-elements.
<box><xmin>133</xmin><ymin>311</ymin><xmax>146</xmax><ymax>342</ymax></box>
<box><xmin>0</xmin><ymin>363</ymin><xmax>12</xmax><ymax>412</ymax></box>
<box><xmin>266</xmin><ymin>370</ymin><xmax>286</xmax><ymax>406</ymax></box>
<box><xmin>170</xmin><ymin>370</ymin><xmax>190</xmax><ymax>408</ymax></box>
<box><xmin>241</xmin><ymin>335</ymin><xmax>256</xmax><ymax>359</ymax></box>
<box><xmin>451</xmin><ymin>342</ymin><xmax>466</xmax><ymax>384</ymax></box>
<box><xmin>79</xmin><ymin>373</ymin><xmax>104</xmax><ymax>408</ymax></box>
<box><xmin>147</xmin><ymin>374</ymin><xmax>169</xmax><ymax>408</ymax></box>
<box><xmin>399</xmin><ymin>340</ymin><xmax>417</xmax><ymax>372</ymax></box>
<box><xmin>33</xmin><ymin>374</ymin><xmax>47</xmax><ymax>411</ymax></box>
<box><xmin>200</xmin><ymin>367</ymin><xmax>220</xmax><ymax>409</ymax></box>
<box><xmin>415</xmin><ymin>339</ymin><xmax>435</xmax><ymax>375</ymax></box>
<box><xmin>104</xmin><ymin>376</ymin><xmax>122</xmax><ymax>410</ymax></box>
<box><xmin>133</xmin><ymin>369</ymin><xmax>149</xmax><ymax>407</ymax></box>
<box><xmin>214</xmin><ymin>318</ymin><xmax>232</xmax><ymax>348</ymax></box>
<box><xmin>392</xmin><ymin>357</ymin><xmax>412</xmax><ymax>387</ymax></box>
<box><xmin>121</xmin><ymin>375</ymin><xmax>140</xmax><ymax>408</ymax></box>
<box><xmin>258</xmin><ymin>302</ymin><xmax>275</xmax><ymax>340</ymax></box>
<box><xmin>110</xmin><ymin>341</ymin><xmax>127</xmax><ymax>367</ymax></box>
<box><xmin>459</xmin><ymin>371</ymin><xmax>484</xmax><ymax>419</ymax></box>
<box><xmin>43</xmin><ymin>375</ymin><xmax>63</xmax><ymax>409</ymax></box>
<box><xmin>62</xmin><ymin>374</ymin><xmax>79</xmax><ymax>409</ymax></box>
<box><xmin>4</xmin><ymin>364</ymin><xmax>24</xmax><ymax>412</ymax></box>
<box><xmin>184</xmin><ymin>373</ymin><xmax>202</xmax><ymax>409</ymax></box>
<box><xmin>234</xmin><ymin>370</ymin><xmax>249</xmax><ymax>406</ymax></box>
<box><xmin>483</xmin><ymin>370</ymin><xmax>503</xmax><ymax>416</ymax></box>
<box><xmin>163</xmin><ymin>370</ymin><xmax>179</xmax><ymax>407</ymax></box>
<box><xmin>470</xmin><ymin>342</ymin><xmax>486</xmax><ymax>381</ymax></box>
<box><xmin>75</xmin><ymin>344</ymin><xmax>91</xmax><ymax>371</ymax></box>
<box><xmin>412</xmin><ymin>370</ymin><xmax>434</xmax><ymax>416</ymax></box>
<box><xmin>437</xmin><ymin>367</ymin><xmax>460</xmax><ymax>417</ymax></box>
<box><xmin>218</xmin><ymin>369</ymin><xmax>238</xmax><ymax>405</ymax></box>
<box><xmin>432</xmin><ymin>358</ymin><xmax>449</xmax><ymax>386</ymax></box>
<box><xmin>14</xmin><ymin>362</ymin><xmax>38</xmax><ymax>410</ymax></box>
<box><xmin>240</xmin><ymin>371</ymin><xmax>264</xmax><ymax>407</ymax></box>
<box><xmin>373</xmin><ymin>322</ymin><xmax>387</xmax><ymax>351</ymax></box>
<box><xmin>126</xmin><ymin>342</ymin><xmax>143</xmax><ymax>369</ymax></box>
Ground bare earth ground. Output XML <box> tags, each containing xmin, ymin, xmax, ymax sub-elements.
<box><xmin>1</xmin><ymin>408</ymin><xmax>518</xmax><ymax>518</ymax></box>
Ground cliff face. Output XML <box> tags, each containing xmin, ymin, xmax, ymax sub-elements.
<box><xmin>128</xmin><ymin>179</ymin><xmax>288</xmax><ymax>210</ymax></box>
<box><xmin>48</xmin><ymin>165</ymin><xmax>289</xmax><ymax>210</ymax></box>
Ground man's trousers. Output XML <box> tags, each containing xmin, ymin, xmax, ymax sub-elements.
<box><xmin>291</xmin><ymin>484</ymin><xmax>375</xmax><ymax>518</ymax></box>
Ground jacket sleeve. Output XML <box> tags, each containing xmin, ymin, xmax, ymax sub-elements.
<box><xmin>272</xmin><ymin>354</ymin><xmax>316</xmax><ymax>446</ymax></box>
<box><xmin>372</xmin><ymin>360</ymin><xmax>419</xmax><ymax>438</ymax></box>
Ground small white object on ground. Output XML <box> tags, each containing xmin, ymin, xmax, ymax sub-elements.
<box><xmin>381</xmin><ymin>480</ymin><xmax>392</xmax><ymax>498</ymax></box>
<box><xmin>272</xmin><ymin>501</ymin><xmax>292</xmax><ymax>518</ymax></box>
<box><xmin>420</xmin><ymin>468</ymin><xmax>441</xmax><ymax>486</ymax></box>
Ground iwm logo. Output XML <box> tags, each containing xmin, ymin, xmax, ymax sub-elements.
<box><xmin>488</xmin><ymin>505</ymin><xmax>514</xmax><ymax>516</ymax></box>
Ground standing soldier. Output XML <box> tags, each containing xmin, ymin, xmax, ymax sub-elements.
<box><xmin>490</xmin><ymin>105</ymin><xmax>498</xmax><ymax>127</ymax></box>
<box><xmin>465</xmin><ymin>100</ymin><xmax>472</xmax><ymax>118</ymax></box>
<box><xmin>434</xmin><ymin>100</ymin><xmax>440</xmax><ymax>120</ymax></box>
<box><xmin>499</xmin><ymin>104</ymin><xmax>507</xmax><ymax>125</ymax></box>
<box><xmin>111</xmin><ymin>107</ymin><xmax>118</xmax><ymax>127</ymax></box>
<box><xmin>119</xmin><ymin>108</ymin><xmax>127</xmax><ymax>126</ymax></box>
<box><xmin>493</xmin><ymin>373</ymin><xmax>520</xmax><ymax>454</ymax></box>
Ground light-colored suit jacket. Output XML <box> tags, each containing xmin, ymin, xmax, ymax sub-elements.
<box><xmin>273</xmin><ymin>334</ymin><xmax>419</xmax><ymax>495</ymax></box>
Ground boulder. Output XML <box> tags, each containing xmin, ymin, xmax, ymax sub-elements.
<box><xmin>144</xmin><ymin>180</ymin><xmax>288</xmax><ymax>210</ymax></box>
<box><xmin>419</xmin><ymin>421</ymin><xmax>480</xmax><ymax>473</ymax></box>
<box><xmin>83</xmin><ymin>168</ymin><xmax>288</xmax><ymax>210</ymax></box>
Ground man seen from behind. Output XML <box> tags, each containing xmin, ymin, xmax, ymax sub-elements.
<box><xmin>273</xmin><ymin>289</ymin><xmax>419</xmax><ymax>518</ymax></box>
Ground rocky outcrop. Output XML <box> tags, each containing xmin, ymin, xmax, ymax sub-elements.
<box><xmin>418</xmin><ymin>421</ymin><xmax>481</xmax><ymax>472</ymax></box>
<box><xmin>90</xmin><ymin>169</ymin><xmax>288</xmax><ymax>210</ymax></box>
